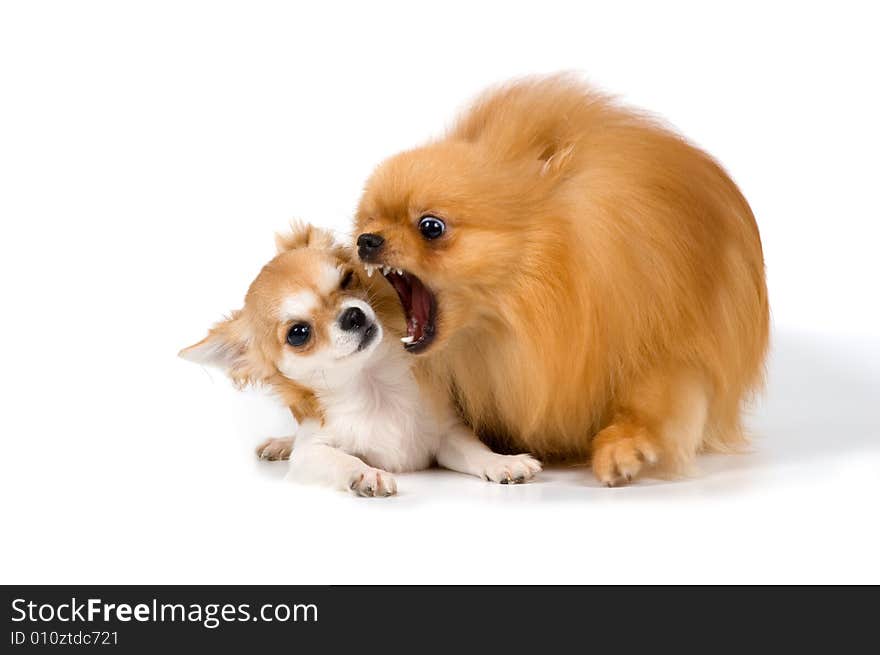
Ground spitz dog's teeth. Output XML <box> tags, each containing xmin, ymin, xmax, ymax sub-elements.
<box><xmin>382</xmin><ymin>266</ymin><xmax>390</xmax><ymax>275</ymax></box>
<box><xmin>400</xmin><ymin>336</ymin><xmax>415</xmax><ymax>344</ymax></box>
<box><xmin>396</xmin><ymin>268</ymin><xmax>403</xmax><ymax>275</ymax></box>
<box><xmin>365</xmin><ymin>265</ymin><xmax>374</xmax><ymax>277</ymax></box>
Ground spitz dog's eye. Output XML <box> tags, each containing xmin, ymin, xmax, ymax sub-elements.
<box><xmin>418</xmin><ymin>216</ymin><xmax>446</xmax><ymax>240</ymax></box>
<box><xmin>340</xmin><ymin>270</ymin><xmax>354</xmax><ymax>290</ymax></box>
<box><xmin>286</xmin><ymin>323</ymin><xmax>311</xmax><ymax>347</ymax></box>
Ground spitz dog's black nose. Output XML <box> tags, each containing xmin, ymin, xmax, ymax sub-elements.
<box><xmin>357</xmin><ymin>233</ymin><xmax>385</xmax><ymax>260</ymax></box>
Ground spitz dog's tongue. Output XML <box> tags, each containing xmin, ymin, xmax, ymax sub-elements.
<box><xmin>385</xmin><ymin>270</ymin><xmax>435</xmax><ymax>350</ymax></box>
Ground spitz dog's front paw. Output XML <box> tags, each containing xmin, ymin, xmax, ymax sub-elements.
<box><xmin>349</xmin><ymin>468</ymin><xmax>397</xmax><ymax>497</ymax></box>
<box><xmin>591</xmin><ymin>421</ymin><xmax>660</xmax><ymax>486</ymax></box>
<box><xmin>481</xmin><ymin>454</ymin><xmax>542</xmax><ymax>484</ymax></box>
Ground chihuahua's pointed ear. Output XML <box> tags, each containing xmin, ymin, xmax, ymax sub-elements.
<box><xmin>179</xmin><ymin>311</ymin><xmax>253</xmax><ymax>379</ymax></box>
<box><xmin>275</xmin><ymin>220</ymin><xmax>337</xmax><ymax>254</ymax></box>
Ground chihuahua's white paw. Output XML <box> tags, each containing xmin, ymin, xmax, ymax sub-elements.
<box><xmin>349</xmin><ymin>468</ymin><xmax>397</xmax><ymax>497</ymax></box>
<box><xmin>481</xmin><ymin>454</ymin><xmax>542</xmax><ymax>484</ymax></box>
<box><xmin>256</xmin><ymin>437</ymin><xmax>294</xmax><ymax>461</ymax></box>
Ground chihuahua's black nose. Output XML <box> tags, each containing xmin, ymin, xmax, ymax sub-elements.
<box><xmin>357</xmin><ymin>233</ymin><xmax>385</xmax><ymax>261</ymax></box>
<box><xmin>339</xmin><ymin>306</ymin><xmax>367</xmax><ymax>332</ymax></box>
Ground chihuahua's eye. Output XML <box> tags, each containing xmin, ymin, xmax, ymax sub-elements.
<box><xmin>418</xmin><ymin>215</ymin><xmax>446</xmax><ymax>240</ymax></box>
<box><xmin>340</xmin><ymin>270</ymin><xmax>354</xmax><ymax>290</ymax></box>
<box><xmin>286</xmin><ymin>323</ymin><xmax>311</xmax><ymax>347</ymax></box>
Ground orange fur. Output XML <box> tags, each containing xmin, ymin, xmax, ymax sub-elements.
<box><xmin>355</xmin><ymin>75</ymin><xmax>769</xmax><ymax>483</ymax></box>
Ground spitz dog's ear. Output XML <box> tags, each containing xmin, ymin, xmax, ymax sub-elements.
<box><xmin>539</xmin><ymin>142</ymin><xmax>575</xmax><ymax>176</ymax></box>
<box><xmin>179</xmin><ymin>311</ymin><xmax>266</xmax><ymax>387</ymax></box>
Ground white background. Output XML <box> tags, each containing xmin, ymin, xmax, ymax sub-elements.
<box><xmin>1</xmin><ymin>1</ymin><xmax>878</xmax><ymax>584</ymax></box>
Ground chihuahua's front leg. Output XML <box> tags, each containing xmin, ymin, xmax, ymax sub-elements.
<box><xmin>255</xmin><ymin>436</ymin><xmax>295</xmax><ymax>461</ymax></box>
<box><xmin>437</xmin><ymin>422</ymin><xmax>542</xmax><ymax>484</ymax></box>
<box><xmin>288</xmin><ymin>428</ymin><xmax>397</xmax><ymax>497</ymax></box>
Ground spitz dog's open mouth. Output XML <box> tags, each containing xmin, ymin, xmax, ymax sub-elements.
<box><xmin>365</xmin><ymin>265</ymin><xmax>437</xmax><ymax>353</ymax></box>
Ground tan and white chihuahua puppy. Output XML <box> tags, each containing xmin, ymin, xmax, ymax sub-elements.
<box><xmin>180</xmin><ymin>223</ymin><xmax>541</xmax><ymax>496</ymax></box>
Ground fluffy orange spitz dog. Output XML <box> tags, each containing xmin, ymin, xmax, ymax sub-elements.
<box><xmin>354</xmin><ymin>75</ymin><xmax>769</xmax><ymax>485</ymax></box>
